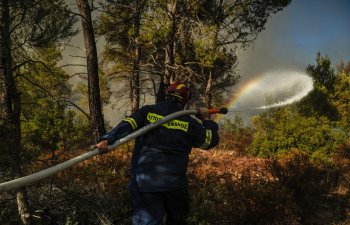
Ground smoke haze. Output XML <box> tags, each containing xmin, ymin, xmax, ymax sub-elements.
<box><xmin>237</xmin><ymin>0</ymin><xmax>350</xmax><ymax>82</ymax></box>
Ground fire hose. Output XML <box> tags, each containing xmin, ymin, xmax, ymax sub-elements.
<box><xmin>0</xmin><ymin>108</ymin><xmax>228</xmax><ymax>192</ymax></box>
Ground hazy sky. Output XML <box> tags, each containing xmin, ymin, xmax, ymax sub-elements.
<box><xmin>237</xmin><ymin>0</ymin><xmax>350</xmax><ymax>80</ymax></box>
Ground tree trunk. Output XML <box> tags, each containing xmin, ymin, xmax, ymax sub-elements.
<box><xmin>156</xmin><ymin>74</ymin><xmax>166</xmax><ymax>103</ymax></box>
<box><xmin>157</xmin><ymin>1</ymin><xmax>177</xmax><ymax>102</ymax></box>
<box><xmin>76</xmin><ymin>0</ymin><xmax>106</xmax><ymax>141</ymax></box>
<box><xmin>16</xmin><ymin>189</ymin><xmax>33</xmax><ymax>225</ymax></box>
<box><xmin>204</xmin><ymin>70</ymin><xmax>213</xmax><ymax>108</ymax></box>
<box><xmin>1</xmin><ymin>0</ymin><xmax>33</xmax><ymax>224</ymax></box>
<box><xmin>131</xmin><ymin>46</ymin><xmax>141</xmax><ymax>113</ymax></box>
<box><xmin>165</xmin><ymin>41</ymin><xmax>175</xmax><ymax>84</ymax></box>
<box><xmin>204</xmin><ymin>22</ymin><xmax>220</xmax><ymax>108</ymax></box>
<box><xmin>130</xmin><ymin>1</ymin><xmax>144</xmax><ymax>113</ymax></box>
<box><xmin>165</xmin><ymin>1</ymin><xmax>177</xmax><ymax>84</ymax></box>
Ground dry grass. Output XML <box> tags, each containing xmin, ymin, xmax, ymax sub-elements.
<box><xmin>1</xmin><ymin>141</ymin><xmax>350</xmax><ymax>224</ymax></box>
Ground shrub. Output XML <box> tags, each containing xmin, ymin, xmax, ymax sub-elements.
<box><xmin>217</xmin><ymin>116</ymin><xmax>253</xmax><ymax>155</ymax></box>
<box><xmin>248</xmin><ymin>107</ymin><xmax>346</xmax><ymax>163</ymax></box>
<box><xmin>270</xmin><ymin>149</ymin><xmax>345</xmax><ymax>224</ymax></box>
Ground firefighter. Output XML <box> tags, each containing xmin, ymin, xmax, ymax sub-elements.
<box><xmin>96</xmin><ymin>82</ymin><xmax>219</xmax><ymax>225</ymax></box>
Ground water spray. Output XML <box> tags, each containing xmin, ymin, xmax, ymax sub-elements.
<box><xmin>225</xmin><ymin>70</ymin><xmax>314</xmax><ymax>113</ymax></box>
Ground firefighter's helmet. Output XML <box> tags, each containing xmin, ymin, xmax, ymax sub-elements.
<box><xmin>165</xmin><ymin>82</ymin><xmax>190</xmax><ymax>105</ymax></box>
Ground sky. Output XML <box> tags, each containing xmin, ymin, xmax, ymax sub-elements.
<box><xmin>237</xmin><ymin>0</ymin><xmax>350</xmax><ymax>80</ymax></box>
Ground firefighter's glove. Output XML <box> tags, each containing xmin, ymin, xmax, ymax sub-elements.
<box><xmin>95</xmin><ymin>140</ymin><xmax>109</xmax><ymax>155</ymax></box>
<box><xmin>196</xmin><ymin>107</ymin><xmax>210</xmax><ymax>121</ymax></box>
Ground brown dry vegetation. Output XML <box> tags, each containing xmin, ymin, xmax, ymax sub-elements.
<box><xmin>1</xmin><ymin>141</ymin><xmax>350</xmax><ymax>224</ymax></box>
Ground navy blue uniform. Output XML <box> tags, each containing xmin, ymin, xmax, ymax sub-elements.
<box><xmin>99</xmin><ymin>100</ymin><xmax>219</xmax><ymax>224</ymax></box>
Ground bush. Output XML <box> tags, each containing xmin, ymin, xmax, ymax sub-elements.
<box><xmin>217</xmin><ymin>116</ymin><xmax>253</xmax><ymax>155</ymax></box>
<box><xmin>248</xmin><ymin>107</ymin><xmax>346</xmax><ymax>163</ymax></box>
<box><xmin>270</xmin><ymin>149</ymin><xmax>346</xmax><ymax>224</ymax></box>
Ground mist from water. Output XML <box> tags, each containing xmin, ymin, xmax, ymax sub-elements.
<box><xmin>227</xmin><ymin>70</ymin><xmax>314</xmax><ymax>113</ymax></box>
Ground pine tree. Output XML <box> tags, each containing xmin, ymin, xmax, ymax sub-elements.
<box><xmin>0</xmin><ymin>0</ymin><xmax>77</xmax><ymax>223</ymax></box>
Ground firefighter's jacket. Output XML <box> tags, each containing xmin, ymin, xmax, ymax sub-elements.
<box><xmin>99</xmin><ymin>100</ymin><xmax>219</xmax><ymax>192</ymax></box>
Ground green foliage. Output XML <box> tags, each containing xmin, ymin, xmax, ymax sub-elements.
<box><xmin>22</xmin><ymin>108</ymin><xmax>90</xmax><ymax>157</ymax></box>
<box><xmin>27</xmin><ymin>0</ymin><xmax>78</xmax><ymax>47</ymax></box>
<box><xmin>298</xmin><ymin>53</ymin><xmax>339</xmax><ymax>120</ymax></box>
<box><xmin>96</xmin><ymin>0</ymin><xmax>291</xmax><ymax>107</ymax></box>
<box><xmin>8</xmin><ymin>0</ymin><xmax>77</xmax><ymax>59</ymax></box>
<box><xmin>332</xmin><ymin>71</ymin><xmax>350</xmax><ymax>133</ymax></box>
<box><xmin>140</xmin><ymin>4</ymin><xmax>172</xmax><ymax>44</ymax></box>
<box><xmin>18</xmin><ymin>47</ymin><xmax>90</xmax><ymax>159</ymax></box>
<box><xmin>249</xmin><ymin>107</ymin><xmax>346</xmax><ymax>163</ymax></box>
<box><xmin>308</xmin><ymin>53</ymin><xmax>336</xmax><ymax>90</ymax></box>
<box><xmin>193</xmin><ymin>24</ymin><xmax>219</xmax><ymax>66</ymax></box>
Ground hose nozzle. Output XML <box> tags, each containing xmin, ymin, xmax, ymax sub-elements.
<box><xmin>207</xmin><ymin>107</ymin><xmax>228</xmax><ymax>114</ymax></box>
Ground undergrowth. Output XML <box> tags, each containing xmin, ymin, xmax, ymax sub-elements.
<box><xmin>1</xmin><ymin>141</ymin><xmax>350</xmax><ymax>224</ymax></box>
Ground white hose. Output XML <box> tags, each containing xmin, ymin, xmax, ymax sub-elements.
<box><xmin>0</xmin><ymin>109</ymin><xmax>198</xmax><ymax>192</ymax></box>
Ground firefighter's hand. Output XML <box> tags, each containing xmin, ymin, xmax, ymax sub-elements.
<box><xmin>196</xmin><ymin>107</ymin><xmax>210</xmax><ymax>121</ymax></box>
<box><xmin>96</xmin><ymin>140</ymin><xmax>109</xmax><ymax>155</ymax></box>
